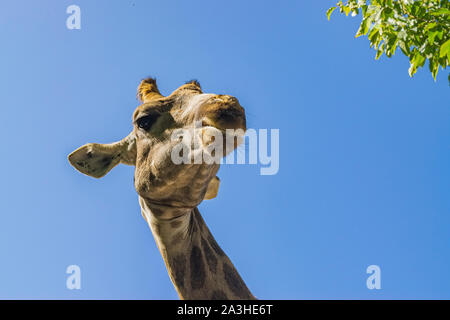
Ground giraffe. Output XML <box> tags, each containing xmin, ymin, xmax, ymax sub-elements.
<box><xmin>68</xmin><ymin>78</ymin><xmax>256</xmax><ymax>300</ymax></box>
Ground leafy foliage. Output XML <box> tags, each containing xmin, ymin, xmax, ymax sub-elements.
<box><xmin>327</xmin><ymin>0</ymin><xmax>450</xmax><ymax>84</ymax></box>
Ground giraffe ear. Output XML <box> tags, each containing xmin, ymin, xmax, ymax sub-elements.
<box><xmin>68</xmin><ymin>133</ymin><xmax>136</xmax><ymax>178</ymax></box>
<box><xmin>204</xmin><ymin>176</ymin><xmax>220</xmax><ymax>200</ymax></box>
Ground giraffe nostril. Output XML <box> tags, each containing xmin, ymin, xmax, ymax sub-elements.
<box><xmin>212</xmin><ymin>105</ymin><xmax>246</xmax><ymax>130</ymax></box>
<box><xmin>217</xmin><ymin>109</ymin><xmax>236</xmax><ymax>121</ymax></box>
<box><xmin>219</xmin><ymin>105</ymin><xmax>244</xmax><ymax>119</ymax></box>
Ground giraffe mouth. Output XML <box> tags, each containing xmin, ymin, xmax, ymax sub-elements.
<box><xmin>143</xmin><ymin>196</ymin><xmax>195</xmax><ymax>210</ymax></box>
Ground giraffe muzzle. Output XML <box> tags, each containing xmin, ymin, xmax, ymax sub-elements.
<box><xmin>200</xmin><ymin>96</ymin><xmax>246</xmax><ymax>132</ymax></box>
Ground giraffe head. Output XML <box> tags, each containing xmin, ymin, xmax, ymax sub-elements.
<box><xmin>69</xmin><ymin>78</ymin><xmax>246</xmax><ymax>210</ymax></box>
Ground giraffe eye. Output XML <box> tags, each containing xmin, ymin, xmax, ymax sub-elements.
<box><xmin>136</xmin><ymin>114</ymin><xmax>159</xmax><ymax>131</ymax></box>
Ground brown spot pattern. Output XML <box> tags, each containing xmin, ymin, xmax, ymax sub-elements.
<box><xmin>210</xmin><ymin>290</ymin><xmax>228</xmax><ymax>300</ymax></box>
<box><xmin>201</xmin><ymin>237</ymin><xmax>217</xmax><ymax>273</ymax></box>
<box><xmin>151</xmin><ymin>207</ymin><xmax>164</xmax><ymax>216</ymax></box>
<box><xmin>190</xmin><ymin>245</ymin><xmax>206</xmax><ymax>290</ymax></box>
<box><xmin>171</xmin><ymin>231</ymin><xmax>185</xmax><ymax>246</ymax></box>
<box><xmin>187</xmin><ymin>211</ymin><xmax>197</xmax><ymax>236</ymax></box>
<box><xmin>223</xmin><ymin>263</ymin><xmax>249</xmax><ymax>298</ymax></box>
<box><xmin>170</xmin><ymin>220</ymin><xmax>182</xmax><ymax>229</ymax></box>
<box><xmin>170</xmin><ymin>254</ymin><xmax>186</xmax><ymax>289</ymax></box>
<box><xmin>151</xmin><ymin>223</ymin><xmax>161</xmax><ymax>235</ymax></box>
<box><xmin>141</xmin><ymin>147</ymin><xmax>150</xmax><ymax>161</ymax></box>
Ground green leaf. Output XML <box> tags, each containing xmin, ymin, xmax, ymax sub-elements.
<box><xmin>376</xmin><ymin>43</ymin><xmax>385</xmax><ymax>60</ymax></box>
<box><xmin>355</xmin><ymin>16</ymin><xmax>373</xmax><ymax>38</ymax></box>
<box><xmin>429</xmin><ymin>59</ymin><xmax>439</xmax><ymax>81</ymax></box>
<box><xmin>438</xmin><ymin>56</ymin><xmax>447</xmax><ymax>67</ymax></box>
<box><xmin>424</xmin><ymin>23</ymin><xmax>436</xmax><ymax>32</ymax></box>
<box><xmin>408</xmin><ymin>62</ymin><xmax>417</xmax><ymax>77</ymax></box>
<box><xmin>368</xmin><ymin>25</ymin><xmax>380</xmax><ymax>46</ymax></box>
<box><xmin>344</xmin><ymin>5</ymin><xmax>351</xmax><ymax>16</ymax></box>
<box><xmin>417</xmin><ymin>54</ymin><xmax>426</xmax><ymax>68</ymax></box>
<box><xmin>430</xmin><ymin>8</ymin><xmax>450</xmax><ymax>16</ymax></box>
<box><xmin>439</xmin><ymin>39</ymin><xmax>450</xmax><ymax>58</ymax></box>
<box><xmin>338</xmin><ymin>1</ymin><xmax>344</xmax><ymax>13</ymax></box>
<box><xmin>326</xmin><ymin>7</ymin><xmax>336</xmax><ymax>20</ymax></box>
<box><xmin>374</xmin><ymin>7</ymin><xmax>384</xmax><ymax>22</ymax></box>
<box><xmin>390</xmin><ymin>39</ymin><xmax>398</xmax><ymax>56</ymax></box>
<box><xmin>397</xmin><ymin>30</ymin><xmax>407</xmax><ymax>41</ymax></box>
<box><xmin>428</xmin><ymin>30</ymin><xmax>438</xmax><ymax>45</ymax></box>
<box><xmin>398</xmin><ymin>39</ymin><xmax>410</xmax><ymax>55</ymax></box>
<box><xmin>383</xmin><ymin>7</ymin><xmax>393</xmax><ymax>18</ymax></box>
<box><xmin>361</xmin><ymin>4</ymin><xmax>368</xmax><ymax>15</ymax></box>
<box><xmin>408</xmin><ymin>52</ymin><xmax>425</xmax><ymax>77</ymax></box>
<box><xmin>385</xmin><ymin>32</ymin><xmax>398</xmax><ymax>57</ymax></box>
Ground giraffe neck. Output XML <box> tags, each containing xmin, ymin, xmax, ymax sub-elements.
<box><xmin>139</xmin><ymin>197</ymin><xmax>255</xmax><ymax>300</ymax></box>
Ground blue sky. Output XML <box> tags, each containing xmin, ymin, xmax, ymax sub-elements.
<box><xmin>0</xmin><ymin>0</ymin><xmax>449</xmax><ymax>299</ymax></box>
